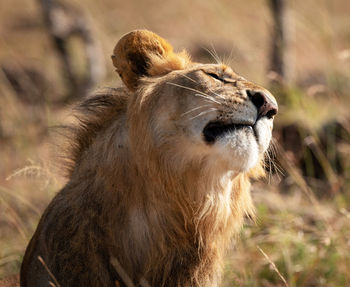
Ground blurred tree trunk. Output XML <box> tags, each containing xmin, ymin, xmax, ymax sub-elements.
<box><xmin>268</xmin><ymin>0</ymin><xmax>292</xmax><ymax>86</ymax></box>
<box><xmin>39</xmin><ymin>0</ymin><xmax>105</xmax><ymax>102</ymax></box>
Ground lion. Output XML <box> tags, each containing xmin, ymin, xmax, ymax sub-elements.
<box><xmin>17</xmin><ymin>30</ymin><xmax>278</xmax><ymax>287</ymax></box>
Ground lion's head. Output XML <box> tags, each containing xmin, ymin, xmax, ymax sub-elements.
<box><xmin>112</xmin><ymin>30</ymin><xmax>277</xmax><ymax>177</ymax></box>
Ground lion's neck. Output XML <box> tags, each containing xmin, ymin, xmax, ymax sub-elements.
<box><xmin>118</xmin><ymin>160</ymin><xmax>253</xmax><ymax>286</ymax></box>
<box><xmin>78</xmin><ymin>128</ymin><xmax>254</xmax><ymax>286</ymax></box>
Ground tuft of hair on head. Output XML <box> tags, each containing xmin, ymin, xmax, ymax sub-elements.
<box><xmin>111</xmin><ymin>30</ymin><xmax>191</xmax><ymax>91</ymax></box>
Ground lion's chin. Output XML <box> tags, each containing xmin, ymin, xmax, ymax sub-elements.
<box><xmin>213</xmin><ymin>127</ymin><xmax>260</xmax><ymax>172</ymax></box>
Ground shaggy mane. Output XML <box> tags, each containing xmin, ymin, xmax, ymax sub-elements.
<box><xmin>62</xmin><ymin>87</ymin><xmax>128</xmax><ymax>176</ymax></box>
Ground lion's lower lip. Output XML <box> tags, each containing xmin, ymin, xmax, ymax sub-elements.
<box><xmin>203</xmin><ymin>121</ymin><xmax>253</xmax><ymax>144</ymax></box>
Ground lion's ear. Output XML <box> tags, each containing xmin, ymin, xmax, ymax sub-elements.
<box><xmin>111</xmin><ymin>30</ymin><xmax>191</xmax><ymax>91</ymax></box>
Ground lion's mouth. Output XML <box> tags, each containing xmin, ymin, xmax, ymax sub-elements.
<box><xmin>203</xmin><ymin>121</ymin><xmax>254</xmax><ymax>144</ymax></box>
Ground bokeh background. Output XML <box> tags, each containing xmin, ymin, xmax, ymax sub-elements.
<box><xmin>1</xmin><ymin>0</ymin><xmax>350</xmax><ymax>286</ymax></box>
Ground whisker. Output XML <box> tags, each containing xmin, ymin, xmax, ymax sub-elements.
<box><xmin>222</xmin><ymin>46</ymin><xmax>235</xmax><ymax>66</ymax></box>
<box><xmin>181</xmin><ymin>104</ymin><xmax>213</xmax><ymax>117</ymax></box>
<box><xmin>227</xmin><ymin>47</ymin><xmax>235</xmax><ymax>65</ymax></box>
<box><xmin>210</xmin><ymin>43</ymin><xmax>222</xmax><ymax>64</ymax></box>
<box><xmin>204</xmin><ymin>43</ymin><xmax>222</xmax><ymax>64</ymax></box>
<box><xmin>265</xmin><ymin>140</ymin><xmax>284</xmax><ymax>177</ymax></box>
<box><xmin>188</xmin><ymin>108</ymin><xmax>218</xmax><ymax>121</ymax></box>
<box><xmin>265</xmin><ymin>151</ymin><xmax>272</xmax><ymax>183</ymax></box>
<box><xmin>205</xmin><ymin>48</ymin><xmax>221</xmax><ymax>64</ymax></box>
<box><xmin>209</xmin><ymin>90</ymin><xmax>226</xmax><ymax>101</ymax></box>
<box><xmin>166</xmin><ymin>82</ymin><xmax>209</xmax><ymax>97</ymax></box>
<box><xmin>179</xmin><ymin>73</ymin><xmax>226</xmax><ymax>101</ymax></box>
<box><xmin>194</xmin><ymin>93</ymin><xmax>221</xmax><ymax>105</ymax></box>
<box><xmin>178</xmin><ymin>73</ymin><xmax>198</xmax><ymax>84</ymax></box>
<box><xmin>273</xmin><ymin>158</ymin><xmax>284</xmax><ymax>177</ymax></box>
<box><xmin>167</xmin><ymin>82</ymin><xmax>221</xmax><ymax>105</ymax></box>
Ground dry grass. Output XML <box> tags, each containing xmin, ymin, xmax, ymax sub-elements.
<box><xmin>1</xmin><ymin>0</ymin><xmax>350</xmax><ymax>286</ymax></box>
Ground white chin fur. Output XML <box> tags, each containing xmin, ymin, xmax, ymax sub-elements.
<box><xmin>211</xmin><ymin>118</ymin><xmax>273</xmax><ymax>172</ymax></box>
<box><xmin>254</xmin><ymin>118</ymin><xmax>273</xmax><ymax>153</ymax></box>
<box><xmin>215</xmin><ymin>128</ymin><xmax>259</xmax><ymax>172</ymax></box>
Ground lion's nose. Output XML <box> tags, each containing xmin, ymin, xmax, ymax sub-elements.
<box><xmin>246</xmin><ymin>90</ymin><xmax>278</xmax><ymax>119</ymax></box>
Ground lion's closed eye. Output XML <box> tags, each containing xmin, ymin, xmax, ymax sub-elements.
<box><xmin>206</xmin><ymin>72</ymin><xmax>223</xmax><ymax>82</ymax></box>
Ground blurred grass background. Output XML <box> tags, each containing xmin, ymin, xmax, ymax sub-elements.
<box><xmin>0</xmin><ymin>0</ymin><xmax>350</xmax><ymax>286</ymax></box>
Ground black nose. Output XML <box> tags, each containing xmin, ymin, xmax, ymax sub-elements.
<box><xmin>247</xmin><ymin>90</ymin><xmax>278</xmax><ymax>119</ymax></box>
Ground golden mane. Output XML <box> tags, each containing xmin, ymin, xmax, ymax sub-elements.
<box><xmin>63</xmin><ymin>88</ymin><xmax>128</xmax><ymax>176</ymax></box>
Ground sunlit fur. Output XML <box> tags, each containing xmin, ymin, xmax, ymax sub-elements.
<box><xmin>20</xmin><ymin>30</ymin><xmax>277</xmax><ymax>287</ymax></box>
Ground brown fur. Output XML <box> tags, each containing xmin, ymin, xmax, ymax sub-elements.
<box><xmin>20</xmin><ymin>30</ymin><xmax>275</xmax><ymax>287</ymax></box>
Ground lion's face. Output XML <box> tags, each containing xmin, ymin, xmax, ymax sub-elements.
<box><xmin>141</xmin><ymin>64</ymin><xmax>277</xmax><ymax>172</ymax></box>
<box><xmin>112</xmin><ymin>30</ymin><xmax>277</xmax><ymax>173</ymax></box>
